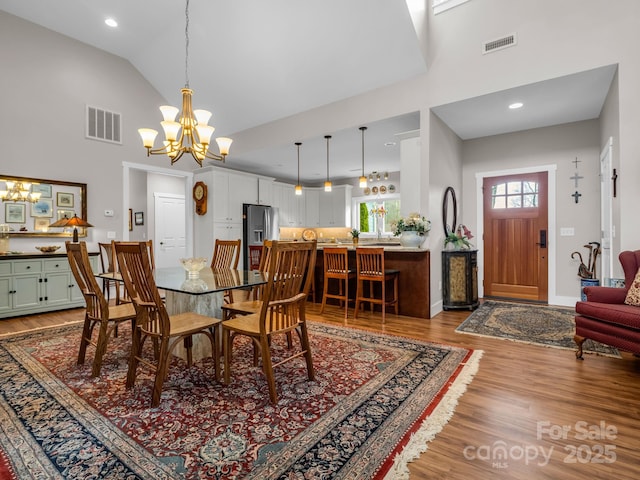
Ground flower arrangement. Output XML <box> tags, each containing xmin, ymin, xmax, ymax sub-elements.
<box><xmin>444</xmin><ymin>224</ymin><xmax>474</xmax><ymax>249</ymax></box>
<box><xmin>370</xmin><ymin>205</ymin><xmax>386</xmax><ymax>217</ymax></box>
<box><xmin>392</xmin><ymin>213</ymin><xmax>431</xmax><ymax>236</ymax></box>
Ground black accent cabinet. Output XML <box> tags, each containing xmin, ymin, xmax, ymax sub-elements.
<box><xmin>442</xmin><ymin>250</ymin><xmax>479</xmax><ymax>310</ymax></box>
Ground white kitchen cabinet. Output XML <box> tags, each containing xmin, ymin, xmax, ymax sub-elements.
<box><xmin>273</xmin><ymin>183</ymin><xmax>306</xmax><ymax>227</ymax></box>
<box><xmin>257</xmin><ymin>178</ymin><xmax>274</xmax><ymax>205</ymax></box>
<box><xmin>193</xmin><ymin>166</ymin><xmax>262</xmax><ymax>260</ymax></box>
<box><xmin>304</xmin><ymin>189</ymin><xmax>320</xmax><ymax>227</ymax></box>
<box><xmin>212</xmin><ymin>170</ymin><xmax>256</xmax><ymax>224</ymax></box>
<box><xmin>0</xmin><ymin>254</ymin><xmax>98</xmax><ymax>319</ymax></box>
<box><xmin>319</xmin><ymin>185</ymin><xmax>352</xmax><ymax>227</ymax></box>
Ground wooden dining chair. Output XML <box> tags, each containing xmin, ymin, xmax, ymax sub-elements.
<box><xmin>211</xmin><ymin>239</ymin><xmax>241</xmax><ymax>269</ymax></box>
<box><xmin>114</xmin><ymin>241</ymin><xmax>221</xmax><ymax>408</ymax></box>
<box><xmin>320</xmin><ymin>247</ymin><xmax>355</xmax><ymax>319</ymax></box>
<box><xmin>66</xmin><ymin>241</ymin><xmax>137</xmax><ymax>377</ymax></box>
<box><xmin>221</xmin><ymin>240</ymin><xmax>273</xmax><ymax>321</ymax></box>
<box><xmin>354</xmin><ymin>247</ymin><xmax>399</xmax><ymax>323</ymax></box>
<box><xmin>248</xmin><ymin>245</ymin><xmax>263</xmax><ymax>270</ymax></box>
<box><xmin>98</xmin><ymin>242</ymin><xmax>118</xmax><ymax>302</ymax></box>
<box><xmin>113</xmin><ymin>239</ymin><xmax>155</xmax><ymax>305</ymax></box>
<box><xmin>223</xmin><ymin>240</ymin><xmax>317</xmax><ymax>403</ymax></box>
<box><xmin>211</xmin><ymin>238</ymin><xmax>242</xmax><ymax>303</ymax></box>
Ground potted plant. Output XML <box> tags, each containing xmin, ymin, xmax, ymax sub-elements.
<box><xmin>444</xmin><ymin>224</ymin><xmax>474</xmax><ymax>250</ymax></box>
<box><xmin>392</xmin><ymin>213</ymin><xmax>431</xmax><ymax>248</ymax></box>
<box><xmin>350</xmin><ymin>228</ymin><xmax>360</xmax><ymax>245</ymax></box>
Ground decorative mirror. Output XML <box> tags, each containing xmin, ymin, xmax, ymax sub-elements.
<box><xmin>442</xmin><ymin>186</ymin><xmax>457</xmax><ymax>236</ymax></box>
<box><xmin>0</xmin><ymin>174</ymin><xmax>88</xmax><ymax>238</ymax></box>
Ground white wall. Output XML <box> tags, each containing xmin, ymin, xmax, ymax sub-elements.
<box><xmin>428</xmin><ymin>112</ymin><xmax>463</xmax><ymax>313</ymax></box>
<box><xmin>2</xmin><ymin>1</ymin><xmax>640</xmax><ymax>307</ymax></box>
<box><xmin>462</xmin><ymin>120</ymin><xmax>601</xmax><ymax>301</ymax></box>
<box><xmin>0</xmin><ymin>11</ymin><xmax>185</xmax><ymax>252</ymax></box>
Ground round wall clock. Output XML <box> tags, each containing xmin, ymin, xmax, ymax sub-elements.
<box><xmin>193</xmin><ymin>181</ymin><xmax>208</xmax><ymax>215</ymax></box>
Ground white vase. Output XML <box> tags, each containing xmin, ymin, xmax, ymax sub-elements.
<box><xmin>399</xmin><ymin>231</ymin><xmax>424</xmax><ymax>248</ymax></box>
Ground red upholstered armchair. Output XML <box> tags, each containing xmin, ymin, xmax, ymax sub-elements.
<box><xmin>574</xmin><ymin>250</ymin><xmax>640</xmax><ymax>359</ymax></box>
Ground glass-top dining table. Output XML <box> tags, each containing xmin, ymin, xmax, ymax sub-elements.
<box><xmin>98</xmin><ymin>267</ymin><xmax>267</xmax><ymax>362</ymax></box>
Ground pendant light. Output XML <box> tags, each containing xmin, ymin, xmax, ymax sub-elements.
<box><xmin>295</xmin><ymin>142</ymin><xmax>302</xmax><ymax>195</ymax></box>
<box><xmin>324</xmin><ymin>135</ymin><xmax>332</xmax><ymax>192</ymax></box>
<box><xmin>359</xmin><ymin>126</ymin><xmax>368</xmax><ymax>188</ymax></box>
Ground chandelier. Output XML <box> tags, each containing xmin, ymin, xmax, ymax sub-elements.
<box><xmin>138</xmin><ymin>0</ymin><xmax>232</xmax><ymax>167</ymax></box>
<box><xmin>0</xmin><ymin>180</ymin><xmax>42</xmax><ymax>203</ymax></box>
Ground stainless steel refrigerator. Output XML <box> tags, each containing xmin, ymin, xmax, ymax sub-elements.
<box><xmin>243</xmin><ymin>204</ymin><xmax>280</xmax><ymax>269</ymax></box>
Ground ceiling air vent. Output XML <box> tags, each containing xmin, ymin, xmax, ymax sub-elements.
<box><xmin>86</xmin><ymin>105</ymin><xmax>122</xmax><ymax>144</ymax></box>
<box><xmin>483</xmin><ymin>33</ymin><xmax>517</xmax><ymax>54</ymax></box>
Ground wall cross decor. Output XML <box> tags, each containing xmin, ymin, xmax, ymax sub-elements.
<box><xmin>570</xmin><ymin>157</ymin><xmax>582</xmax><ymax>203</ymax></box>
<box><xmin>572</xmin><ymin>191</ymin><xmax>582</xmax><ymax>203</ymax></box>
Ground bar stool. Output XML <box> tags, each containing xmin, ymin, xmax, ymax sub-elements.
<box><xmin>354</xmin><ymin>247</ymin><xmax>399</xmax><ymax>323</ymax></box>
<box><xmin>320</xmin><ymin>247</ymin><xmax>355</xmax><ymax>318</ymax></box>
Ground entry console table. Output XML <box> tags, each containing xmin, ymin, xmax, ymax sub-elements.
<box><xmin>0</xmin><ymin>252</ymin><xmax>99</xmax><ymax>319</ymax></box>
<box><xmin>442</xmin><ymin>250</ymin><xmax>479</xmax><ymax>310</ymax></box>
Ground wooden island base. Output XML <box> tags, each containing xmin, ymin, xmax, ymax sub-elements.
<box><xmin>313</xmin><ymin>247</ymin><xmax>430</xmax><ymax>319</ymax></box>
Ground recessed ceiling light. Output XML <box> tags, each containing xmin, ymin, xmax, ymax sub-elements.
<box><xmin>105</xmin><ymin>18</ymin><xmax>118</xmax><ymax>28</ymax></box>
<box><xmin>509</xmin><ymin>102</ymin><xmax>524</xmax><ymax>109</ymax></box>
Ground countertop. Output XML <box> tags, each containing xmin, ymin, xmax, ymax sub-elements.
<box><xmin>314</xmin><ymin>242</ymin><xmax>428</xmax><ymax>252</ymax></box>
<box><xmin>0</xmin><ymin>251</ymin><xmax>99</xmax><ymax>259</ymax></box>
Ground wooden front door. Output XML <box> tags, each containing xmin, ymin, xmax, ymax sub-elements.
<box><xmin>483</xmin><ymin>172</ymin><xmax>548</xmax><ymax>302</ymax></box>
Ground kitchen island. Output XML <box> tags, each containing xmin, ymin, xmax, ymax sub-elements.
<box><xmin>312</xmin><ymin>244</ymin><xmax>430</xmax><ymax>319</ymax></box>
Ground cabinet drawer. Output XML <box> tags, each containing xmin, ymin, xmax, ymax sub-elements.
<box><xmin>0</xmin><ymin>263</ymin><xmax>11</xmax><ymax>275</ymax></box>
<box><xmin>14</xmin><ymin>260</ymin><xmax>42</xmax><ymax>274</ymax></box>
<box><xmin>44</xmin><ymin>258</ymin><xmax>70</xmax><ymax>272</ymax></box>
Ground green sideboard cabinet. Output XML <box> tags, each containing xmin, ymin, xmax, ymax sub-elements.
<box><xmin>442</xmin><ymin>249</ymin><xmax>479</xmax><ymax>311</ymax></box>
<box><xmin>0</xmin><ymin>253</ymin><xmax>98</xmax><ymax>319</ymax></box>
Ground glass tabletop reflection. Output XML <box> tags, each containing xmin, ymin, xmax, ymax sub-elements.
<box><xmin>97</xmin><ymin>267</ymin><xmax>266</xmax><ymax>295</ymax></box>
<box><xmin>156</xmin><ymin>267</ymin><xmax>266</xmax><ymax>295</ymax></box>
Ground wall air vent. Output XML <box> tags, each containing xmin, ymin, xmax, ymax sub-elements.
<box><xmin>483</xmin><ymin>33</ymin><xmax>517</xmax><ymax>54</ymax></box>
<box><xmin>86</xmin><ymin>105</ymin><xmax>122</xmax><ymax>144</ymax></box>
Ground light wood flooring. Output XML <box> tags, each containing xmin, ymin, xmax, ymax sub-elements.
<box><xmin>1</xmin><ymin>302</ymin><xmax>639</xmax><ymax>479</ymax></box>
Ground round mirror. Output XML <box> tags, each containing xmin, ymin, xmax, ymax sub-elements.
<box><xmin>442</xmin><ymin>186</ymin><xmax>457</xmax><ymax>236</ymax></box>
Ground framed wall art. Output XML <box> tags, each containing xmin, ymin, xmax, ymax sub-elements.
<box><xmin>34</xmin><ymin>217</ymin><xmax>51</xmax><ymax>232</ymax></box>
<box><xmin>31</xmin><ymin>199</ymin><xmax>53</xmax><ymax>218</ymax></box>
<box><xmin>56</xmin><ymin>192</ymin><xmax>74</xmax><ymax>208</ymax></box>
<box><xmin>57</xmin><ymin>209</ymin><xmax>75</xmax><ymax>220</ymax></box>
<box><xmin>5</xmin><ymin>203</ymin><xmax>26</xmax><ymax>223</ymax></box>
<box><xmin>134</xmin><ymin>211</ymin><xmax>144</xmax><ymax>226</ymax></box>
<box><xmin>31</xmin><ymin>183</ymin><xmax>52</xmax><ymax>198</ymax></box>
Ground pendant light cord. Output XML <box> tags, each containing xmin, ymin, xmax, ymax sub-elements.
<box><xmin>325</xmin><ymin>135</ymin><xmax>331</xmax><ymax>182</ymax></box>
<box><xmin>296</xmin><ymin>142</ymin><xmax>302</xmax><ymax>184</ymax></box>
<box><xmin>360</xmin><ymin>126</ymin><xmax>367</xmax><ymax>176</ymax></box>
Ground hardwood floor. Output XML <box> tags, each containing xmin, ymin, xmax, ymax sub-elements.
<box><xmin>2</xmin><ymin>302</ymin><xmax>639</xmax><ymax>479</ymax></box>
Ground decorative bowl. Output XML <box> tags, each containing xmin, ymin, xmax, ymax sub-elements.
<box><xmin>180</xmin><ymin>257</ymin><xmax>208</xmax><ymax>277</ymax></box>
<box><xmin>35</xmin><ymin>246</ymin><xmax>61</xmax><ymax>253</ymax></box>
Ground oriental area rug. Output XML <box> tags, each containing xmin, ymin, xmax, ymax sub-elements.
<box><xmin>455</xmin><ymin>300</ymin><xmax>620</xmax><ymax>357</ymax></box>
<box><xmin>0</xmin><ymin>321</ymin><xmax>481</xmax><ymax>479</ymax></box>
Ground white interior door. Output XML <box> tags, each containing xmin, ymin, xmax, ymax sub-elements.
<box><xmin>600</xmin><ymin>138</ymin><xmax>613</xmax><ymax>282</ymax></box>
<box><xmin>154</xmin><ymin>193</ymin><xmax>186</xmax><ymax>268</ymax></box>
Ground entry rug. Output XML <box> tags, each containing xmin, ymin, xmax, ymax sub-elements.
<box><xmin>455</xmin><ymin>300</ymin><xmax>620</xmax><ymax>357</ymax></box>
<box><xmin>0</xmin><ymin>321</ymin><xmax>481</xmax><ymax>479</ymax></box>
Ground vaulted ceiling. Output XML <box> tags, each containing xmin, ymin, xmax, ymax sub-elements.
<box><xmin>0</xmin><ymin>1</ymin><xmax>616</xmax><ymax>183</ymax></box>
